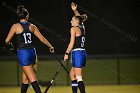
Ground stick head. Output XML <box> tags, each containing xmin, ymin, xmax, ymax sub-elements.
<box><xmin>2</xmin><ymin>43</ymin><xmax>16</xmax><ymax>55</ymax></box>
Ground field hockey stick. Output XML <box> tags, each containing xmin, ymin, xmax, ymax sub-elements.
<box><xmin>2</xmin><ymin>43</ymin><xmax>20</xmax><ymax>85</ymax></box>
<box><xmin>44</xmin><ymin>60</ymin><xmax>66</xmax><ymax>93</ymax></box>
<box><xmin>53</xmin><ymin>53</ymin><xmax>69</xmax><ymax>74</ymax></box>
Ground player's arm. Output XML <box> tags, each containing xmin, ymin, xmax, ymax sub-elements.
<box><xmin>5</xmin><ymin>24</ymin><xmax>16</xmax><ymax>44</ymax></box>
<box><xmin>71</xmin><ymin>2</ymin><xmax>88</xmax><ymax>22</ymax></box>
<box><xmin>31</xmin><ymin>24</ymin><xmax>54</xmax><ymax>51</ymax></box>
<box><xmin>64</xmin><ymin>27</ymin><xmax>76</xmax><ymax>61</ymax></box>
<box><xmin>65</xmin><ymin>27</ymin><xmax>76</xmax><ymax>54</ymax></box>
<box><xmin>71</xmin><ymin>2</ymin><xmax>81</xmax><ymax>16</ymax></box>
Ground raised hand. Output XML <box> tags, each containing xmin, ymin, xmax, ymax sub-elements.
<box><xmin>71</xmin><ymin>2</ymin><xmax>77</xmax><ymax>11</ymax></box>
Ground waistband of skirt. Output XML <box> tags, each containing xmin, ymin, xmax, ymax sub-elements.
<box><xmin>73</xmin><ymin>48</ymin><xmax>85</xmax><ymax>51</ymax></box>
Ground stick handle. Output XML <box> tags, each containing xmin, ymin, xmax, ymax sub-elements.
<box><xmin>44</xmin><ymin>60</ymin><xmax>65</xmax><ymax>93</ymax></box>
<box><xmin>44</xmin><ymin>81</ymin><xmax>53</xmax><ymax>93</ymax></box>
<box><xmin>53</xmin><ymin>53</ymin><xmax>69</xmax><ymax>74</ymax></box>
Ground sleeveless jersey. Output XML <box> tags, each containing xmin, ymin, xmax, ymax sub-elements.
<box><xmin>17</xmin><ymin>22</ymin><xmax>34</xmax><ymax>49</ymax></box>
<box><xmin>73</xmin><ymin>24</ymin><xmax>86</xmax><ymax>49</ymax></box>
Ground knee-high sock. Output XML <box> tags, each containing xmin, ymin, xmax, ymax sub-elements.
<box><xmin>72</xmin><ymin>80</ymin><xmax>78</xmax><ymax>93</ymax></box>
<box><xmin>31</xmin><ymin>81</ymin><xmax>41</xmax><ymax>93</ymax></box>
<box><xmin>76</xmin><ymin>75</ymin><xmax>86</xmax><ymax>93</ymax></box>
<box><xmin>21</xmin><ymin>83</ymin><xmax>29</xmax><ymax>93</ymax></box>
<box><xmin>78</xmin><ymin>81</ymin><xmax>86</xmax><ymax>93</ymax></box>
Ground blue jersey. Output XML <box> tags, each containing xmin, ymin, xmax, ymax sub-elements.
<box><xmin>17</xmin><ymin>22</ymin><xmax>34</xmax><ymax>49</ymax></box>
<box><xmin>73</xmin><ymin>24</ymin><xmax>85</xmax><ymax>49</ymax></box>
<box><xmin>16</xmin><ymin>22</ymin><xmax>36</xmax><ymax>66</ymax></box>
<box><xmin>71</xmin><ymin>24</ymin><xmax>87</xmax><ymax>68</ymax></box>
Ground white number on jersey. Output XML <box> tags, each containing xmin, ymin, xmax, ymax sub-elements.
<box><xmin>81</xmin><ymin>37</ymin><xmax>85</xmax><ymax>47</ymax></box>
<box><xmin>23</xmin><ymin>33</ymin><xmax>32</xmax><ymax>44</ymax></box>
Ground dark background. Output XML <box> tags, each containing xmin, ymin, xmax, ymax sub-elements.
<box><xmin>0</xmin><ymin>0</ymin><xmax>140</xmax><ymax>55</ymax></box>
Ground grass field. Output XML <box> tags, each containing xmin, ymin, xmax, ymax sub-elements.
<box><xmin>0</xmin><ymin>58</ymin><xmax>140</xmax><ymax>86</ymax></box>
<box><xmin>0</xmin><ymin>57</ymin><xmax>140</xmax><ymax>93</ymax></box>
<box><xmin>0</xmin><ymin>85</ymin><xmax>140</xmax><ymax>93</ymax></box>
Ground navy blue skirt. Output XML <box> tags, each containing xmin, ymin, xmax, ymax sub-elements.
<box><xmin>71</xmin><ymin>49</ymin><xmax>87</xmax><ymax>68</ymax></box>
<box><xmin>17</xmin><ymin>48</ymin><xmax>36</xmax><ymax>66</ymax></box>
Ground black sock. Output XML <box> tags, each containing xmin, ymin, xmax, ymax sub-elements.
<box><xmin>78</xmin><ymin>81</ymin><xmax>86</xmax><ymax>93</ymax></box>
<box><xmin>31</xmin><ymin>81</ymin><xmax>42</xmax><ymax>93</ymax></box>
<box><xmin>72</xmin><ymin>80</ymin><xmax>78</xmax><ymax>93</ymax></box>
<box><xmin>21</xmin><ymin>83</ymin><xmax>29</xmax><ymax>93</ymax></box>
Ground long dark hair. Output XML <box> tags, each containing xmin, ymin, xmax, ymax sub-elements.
<box><xmin>16</xmin><ymin>5</ymin><xmax>29</xmax><ymax>20</ymax></box>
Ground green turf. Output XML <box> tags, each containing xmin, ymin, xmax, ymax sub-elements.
<box><xmin>0</xmin><ymin>85</ymin><xmax>140</xmax><ymax>93</ymax></box>
<box><xmin>0</xmin><ymin>58</ymin><xmax>140</xmax><ymax>86</ymax></box>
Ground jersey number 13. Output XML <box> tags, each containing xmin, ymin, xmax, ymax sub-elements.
<box><xmin>23</xmin><ymin>33</ymin><xmax>32</xmax><ymax>44</ymax></box>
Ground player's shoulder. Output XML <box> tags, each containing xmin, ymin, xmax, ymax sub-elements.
<box><xmin>11</xmin><ymin>23</ymin><xmax>20</xmax><ymax>28</ymax></box>
<box><xmin>29</xmin><ymin>23</ymin><xmax>36</xmax><ymax>28</ymax></box>
<box><xmin>29</xmin><ymin>23</ymin><xmax>38</xmax><ymax>32</ymax></box>
<box><xmin>27</xmin><ymin>23</ymin><xmax>36</xmax><ymax>30</ymax></box>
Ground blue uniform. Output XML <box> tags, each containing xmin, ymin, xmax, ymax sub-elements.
<box><xmin>71</xmin><ymin>49</ymin><xmax>87</xmax><ymax>68</ymax></box>
<box><xmin>71</xmin><ymin>25</ymin><xmax>87</xmax><ymax>68</ymax></box>
<box><xmin>16</xmin><ymin>22</ymin><xmax>36</xmax><ymax>66</ymax></box>
<box><xmin>17</xmin><ymin>48</ymin><xmax>36</xmax><ymax>66</ymax></box>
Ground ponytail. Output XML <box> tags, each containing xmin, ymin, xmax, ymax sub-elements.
<box><xmin>81</xmin><ymin>14</ymin><xmax>88</xmax><ymax>22</ymax></box>
<box><xmin>16</xmin><ymin>5</ymin><xmax>29</xmax><ymax>19</ymax></box>
<box><xmin>74</xmin><ymin>14</ymin><xmax>88</xmax><ymax>25</ymax></box>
